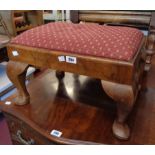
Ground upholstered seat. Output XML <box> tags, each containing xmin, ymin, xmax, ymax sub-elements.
<box><xmin>11</xmin><ymin>22</ymin><xmax>143</xmax><ymax>61</ymax></box>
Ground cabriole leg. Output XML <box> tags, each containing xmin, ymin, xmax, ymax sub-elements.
<box><xmin>6</xmin><ymin>61</ymin><xmax>30</xmax><ymax>105</ymax></box>
<box><xmin>101</xmin><ymin>80</ymin><xmax>135</xmax><ymax>140</ymax></box>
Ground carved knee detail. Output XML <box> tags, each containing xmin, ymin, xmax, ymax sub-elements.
<box><xmin>101</xmin><ymin>80</ymin><xmax>135</xmax><ymax>106</ymax></box>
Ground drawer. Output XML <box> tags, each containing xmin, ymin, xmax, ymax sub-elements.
<box><xmin>4</xmin><ymin>113</ymin><xmax>55</xmax><ymax>145</ymax></box>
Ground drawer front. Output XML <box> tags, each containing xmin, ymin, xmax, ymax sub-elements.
<box><xmin>4</xmin><ymin>113</ymin><xmax>55</xmax><ymax>145</ymax></box>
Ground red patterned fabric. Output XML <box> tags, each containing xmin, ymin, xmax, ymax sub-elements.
<box><xmin>11</xmin><ymin>22</ymin><xmax>143</xmax><ymax>61</ymax></box>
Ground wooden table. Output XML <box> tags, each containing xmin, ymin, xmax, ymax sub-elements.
<box><xmin>1</xmin><ymin>69</ymin><xmax>155</xmax><ymax>144</ymax></box>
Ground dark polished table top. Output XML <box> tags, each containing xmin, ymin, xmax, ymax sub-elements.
<box><xmin>0</xmin><ymin>67</ymin><xmax>155</xmax><ymax>144</ymax></box>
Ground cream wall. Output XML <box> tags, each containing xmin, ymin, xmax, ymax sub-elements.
<box><xmin>0</xmin><ymin>10</ymin><xmax>14</xmax><ymax>35</ymax></box>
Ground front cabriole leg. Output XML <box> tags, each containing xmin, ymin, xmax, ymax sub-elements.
<box><xmin>6</xmin><ymin>60</ymin><xmax>30</xmax><ymax>105</ymax></box>
<box><xmin>101</xmin><ymin>80</ymin><xmax>135</xmax><ymax>140</ymax></box>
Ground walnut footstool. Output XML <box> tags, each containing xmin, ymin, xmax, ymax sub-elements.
<box><xmin>6</xmin><ymin>22</ymin><xmax>146</xmax><ymax>140</ymax></box>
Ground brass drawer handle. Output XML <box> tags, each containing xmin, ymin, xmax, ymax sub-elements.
<box><xmin>16</xmin><ymin>130</ymin><xmax>35</xmax><ymax>145</ymax></box>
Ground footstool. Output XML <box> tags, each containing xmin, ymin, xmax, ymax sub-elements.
<box><xmin>6</xmin><ymin>22</ymin><xmax>146</xmax><ymax>140</ymax></box>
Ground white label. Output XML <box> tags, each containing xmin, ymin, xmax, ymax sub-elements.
<box><xmin>66</xmin><ymin>56</ymin><xmax>77</xmax><ymax>64</ymax></box>
<box><xmin>5</xmin><ymin>101</ymin><xmax>12</xmax><ymax>105</ymax></box>
<box><xmin>58</xmin><ymin>56</ymin><xmax>65</xmax><ymax>62</ymax></box>
<box><xmin>50</xmin><ymin>130</ymin><xmax>62</xmax><ymax>137</ymax></box>
<box><xmin>12</xmin><ymin>51</ymin><xmax>19</xmax><ymax>56</ymax></box>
